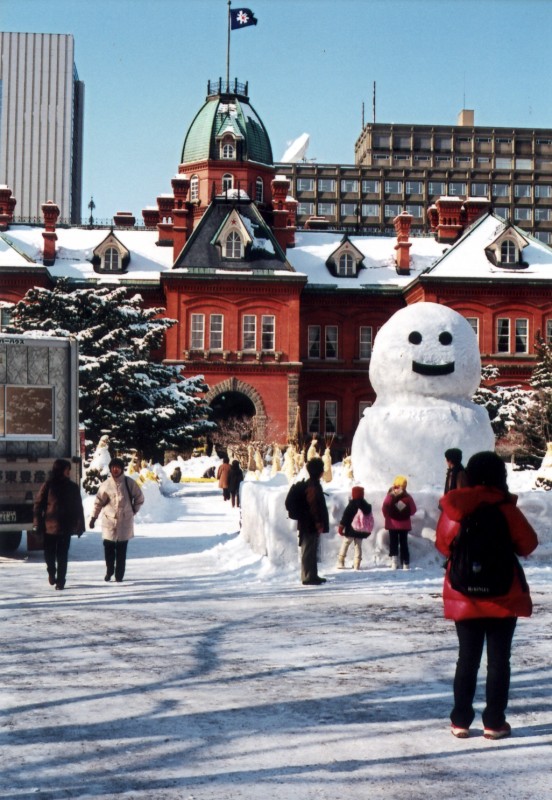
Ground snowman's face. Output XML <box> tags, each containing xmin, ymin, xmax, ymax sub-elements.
<box><xmin>369</xmin><ymin>303</ymin><xmax>481</xmax><ymax>399</ymax></box>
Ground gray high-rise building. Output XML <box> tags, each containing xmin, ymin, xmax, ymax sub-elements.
<box><xmin>0</xmin><ymin>32</ymin><xmax>84</xmax><ymax>224</ymax></box>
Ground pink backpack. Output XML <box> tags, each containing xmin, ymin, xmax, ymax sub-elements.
<box><xmin>351</xmin><ymin>508</ymin><xmax>374</xmax><ymax>534</ymax></box>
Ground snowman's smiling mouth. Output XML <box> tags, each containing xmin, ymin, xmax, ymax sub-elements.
<box><xmin>412</xmin><ymin>361</ymin><xmax>455</xmax><ymax>376</ymax></box>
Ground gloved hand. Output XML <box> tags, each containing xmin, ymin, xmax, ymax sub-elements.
<box><xmin>338</xmin><ymin>525</ymin><xmax>344</xmax><ymax>536</ymax></box>
<box><xmin>89</xmin><ymin>517</ymin><xmax>96</xmax><ymax>529</ymax></box>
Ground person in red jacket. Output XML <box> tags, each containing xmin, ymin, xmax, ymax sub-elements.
<box><xmin>382</xmin><ymin>475</ymin><xmax>417</xmax><ymax>570</ymax></box>
<box><xmin>436</xmin><ymin>451</ymin><xmax>538</xmax><ymax>740</ymax></box>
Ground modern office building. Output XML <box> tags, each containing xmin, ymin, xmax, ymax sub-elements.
<box><xmin>0</xmin><ymin>32</ymin><xmax>84</xmax><ymax>223</ymax></box>
<box><xmin>277</xmin><ymin>110</ymin><xmax>552</xmax><ymax>243</ymax></box>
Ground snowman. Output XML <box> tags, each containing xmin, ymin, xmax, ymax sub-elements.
<box><xmin>351</xmin><ymin>303</ymin><xmax>495</xmax><ymax>491</ymax></box>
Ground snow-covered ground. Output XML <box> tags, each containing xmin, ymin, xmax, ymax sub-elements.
<box><xmin>1</xmin><ymin>460</ymin><xmax>551</xmax><ymax>799</ymax></box>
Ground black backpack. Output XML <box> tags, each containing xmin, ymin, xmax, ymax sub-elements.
<box><xmin>285</xmin><ymin>480</ymin><xmax>307</xmax><ymax>521</ymax></box>
<box><xmin>448</xmin><ymin>504</ymin><xmax>516</xmax><ymax>597</ymax></box>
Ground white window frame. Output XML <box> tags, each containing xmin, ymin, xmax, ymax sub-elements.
<box><xmin>242</xmin><ymin>315</ymin><xmax>256</xmax><ymax>351</ymax></box>
<box><xmin>465</xmin><ymin>317</ymin><xmax>479</xmax><ymax>343</ymax></box>
<box><xmin>359</xmin><ymin>326</ymin><xmax>373</xmax><ymax>359</ymax></box>
<box><xmin>190</xmin><ymin>313</ymin><xmax>205</xmax><ymax>350</ymax></box>
<box><xmin>361</xmin><ymin>203</ymin><xmax>379</xmax><ymax>217</ymax></box>
<box><xmin>298</xmin><ymin>202</ymin><xmax>314</xmax><ymax>216</ymax></box>
<box><xmin>492</xmin><ymin>184</ymin><xmax>510</xmax><ymax>197</ymax></box>
<box><xmin>546</xmin><ymin>319</ymin><xmax>552</xmax><ymax>347</ymax></box>
<box><xmin>406</xmin><ymin>181</ymin><xmax>423</xmax><ymax>194</ymax></box>
<box><xmin>190</xmin><ymin>175</ymin><xmax>199</xmax><ymax>201</ymax></box>
<box><xmin>317</xmin><ymin>202</ymin><xmax>336</xmax><ymax>216</ymax></box>
<box><xmin>104</xmin><ymin>247</ymin><xmax>120</xmax><ymax>271</ymax></box>
<box><xmin>224</xmin><ymin>230</ymin><xmax>243</xmax><ymax>258</ymax></box>
<box><xmin>535</xmin><ymin>185</ymin><xmax>552</xmax><ymax>198</ymax></box>
<box><xmin>341</xmin><ymin>203</ymin><xmax>357</xmax><ymax>216</ymax></box>
<box><xmin>535</xmin><ymin>208</ymin><xmax>551</xmax><ymax>222</ymax></box>
<box><xmin>384</xmin><ymin>180</ymin><xmax>403</xmax><ymax>194</ymax></box>
<box><xmin>325</xmin><ymin>326</ymin><xmax>338</xmax><ymax>359</ymax></box>
<box><xmin>470</xmin><ymin>183</ymin><xmax>488</xmax><ymax>197</ymax></box>
<box><xmin>514</xmin><ymin>184</ymin><xmax>532</xmax><ymax>198</ymax></box>
<box><xmin>384</xmin><ymin>204</ymin><xmax>402</xmax><ymax>218</ymax></box>
<box><xmin>428</xmin><ymin>181</ymin><xmax>445</xmax><ymax>195</ymax></box>
<box><xmin>514</xmin><ymin>208</ymin><xmax>531</xmax><ymax>222</ymax></box>
<box><xmin>337</xmin><ymin>253</ymin><xmax>355</xmax><ymax>276</ymax></box>
<box><xmin>449</xmin><ymin>182</ymin><xmax>467</xmax><ymax>196</ymax></box>
<box><xmin>209</xmin><ymin>314</ymin><xmax>223</xmax><ymax>351</ymax></box>
<box><xmin>307</xmin><ymin>401</ymin><xmax>320</xmax><ymax>434</ymax></box>
<box><xmin>500</xmin><ymin>240</ymin><xmax>517</xmax><ymax>263</ymax></box>
<box><xmin>255</xmin><ymin>177</ymin><xmax>264</xmax><ymax>203</ymax></box>
<box><xmin>261</xmin><ymin>315</ymin><xmax>275</xmax><ymax>351</ymax></box>
<box><xmin>222</xmin><ymin>173</ymin><xmax>233</xmax><ymax>192</ymax></box>
<box><xmin>496</xmin><ymin>318</ymin><xmax>510</xmax><ymax>353</ymax></box>
<box><xmin>308</xmin><ymin>325</ymin><xmax>321</xmax><ymax>359</ymax></box>
<box><xmin>297</xmin><ymin>178</ymin><xmax>314</xmax><ymax>191</ymax></box>
<box><xmin>362</xmin><ymin>179</ymin><xmax>380</xmax><ymax>193</ymax></box>
<box><xmin>318</xmin><ymin>178</ymin><xmax>336</xmax><ymax>192</ymax></box>
<box><xmin>515</xmin><ymin>319</ymin><xmax>529</xmax><ymax>353</ymax></box>
<box><xmin>341</xmin><ymin>179</ymin><xmax>359</xmax><ymax>192</ymax></box>
<box><xmin>221</xmin><ymin>142</ymin><xmax>235</xmax><ymax>159</ymax></box>
<box><xmin>324</xmin><ymin>401</ymin><xmax>338</xmax><ymax>434</ymax></box>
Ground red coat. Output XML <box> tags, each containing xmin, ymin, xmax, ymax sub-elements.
<box><xmin>436</xmin><ymin>486</ymin><xmax>538</xmax><ymax>621</ymax></box>
<box><xmin>382</xmin><ymin>491</ymin><xmax>417</xmax><ymax>531</ymax></box>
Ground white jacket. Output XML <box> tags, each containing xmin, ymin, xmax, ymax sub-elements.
<box><xmin>93</xmin><ymin>474</ymin><xmax>144</xmax><ymax>542</ymax></box>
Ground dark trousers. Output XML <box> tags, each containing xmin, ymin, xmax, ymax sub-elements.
<box><xmin>452</xmin><ymin>616</ymin><xmax>517</xmax><ymax>730</ymax></box>
<box><xmin>388</xmin><ymin>530</ymin><xmax>410</xmax><ymax>564</ymax></box>
<box><xmin>44</xmin><ymin>533</ymin><xmax>71</xmax><ymax>588</ymax></box>
<box><xmin>300</xmin><ymin>532</ymin><xmax>319</xmax><ymax>583</ymax></box>
<box><xmin>103</xmin><ymin>540</ymin><xmax>129</xmax><ymax>581</ymax></box>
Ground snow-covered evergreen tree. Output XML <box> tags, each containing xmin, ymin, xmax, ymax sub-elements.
<box><xmin>473</xmin><ymin>364</ymin><xmax>531</xmax><ymax>439</ymax></box>
<box><xmin>8</xmin><ymin>280</ymin><xmax>214</xmax><ymax>460</ymax></box>
<box><xmin>515</xmin><ymin>333</ymin><xmax>552</xmax><ymax>463</ymax></box>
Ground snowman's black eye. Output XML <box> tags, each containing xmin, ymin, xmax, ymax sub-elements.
<box><xmin>409</xmin><ymin>331</ymin><xmax>422</xmax><ymax>345</ymax></box>
<box><xmin>439</xmin><ymin>331</ymin><xmax>453</xmax><ymax>345</ymax></box>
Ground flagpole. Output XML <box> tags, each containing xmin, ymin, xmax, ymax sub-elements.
<box><xmin>226</xmin><ymin>0</ymin><xmax>231</xmax><ymax>89</ymax></box>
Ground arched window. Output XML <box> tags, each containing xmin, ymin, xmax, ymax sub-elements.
<box><xmin>190</xmin><ymin>175</ymin><xmax>199</xmax><ymax>202</ymax></box>
<box><xmin>337</xmin><ymin>253</ymin><xmax>355</xmax><ymax>276</ymax></box>
<box><xmin>222</xmin><ymin>142</ymin><xmax>235</xmax><ymax>159</ymax></box>
<box><xmin>224</xmin><ymin>231</ymin><xmax>243</xmax><ymax>259</ymax></box>
<box><xmin>500</xmin><ymin>240</ymin><xmax>517</xmax><ymax>264</ymax></box>
<box><xmin>222</xmin><ymin>173</ymin><xmax>233</xmax><ymax>192</ymax></box>
<box><xmin>104</xmin><ymin>247</ymin><xmax>120</xmax><ymax>271</ymax></box>
<box><xmin>255</xmin><ymin>177</ymin><xmax>264</xmax><ymax>203</ymax></box>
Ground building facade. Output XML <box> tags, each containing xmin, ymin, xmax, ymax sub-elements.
<box><xmin>277</xmin><ymin>110</ymin><xmax>552</xmax><ymax>243</ymax></box>
<box><xmin>0</xmin><ymin>32</ymin><xmax>84</xmax><ymax>224</ymax></box>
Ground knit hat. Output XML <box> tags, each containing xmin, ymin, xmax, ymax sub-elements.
<box><xmin>351</xmin><ymin>486</ymin><xmax>364</xmax><ymax>500</ymax></box>
<box><xmin>393</xmin><ymin>475</ymin><xmax>408</xmax><ymax>488</ymax></box>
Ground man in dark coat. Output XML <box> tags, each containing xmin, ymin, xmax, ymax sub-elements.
<box><xmin>444</xmin><ymin>448</ymin><xmax>468</xmax><ymax>494</ymax></box>
<box><xmin>296</xmin><ymin>457</ymin><xmax>329</xmax><ymax>586</ymax></box>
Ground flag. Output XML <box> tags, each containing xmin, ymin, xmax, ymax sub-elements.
<box><xmin>230</xmin><ymin>7</ymin><xmax>258</xmax><ymax>30</ymax></box>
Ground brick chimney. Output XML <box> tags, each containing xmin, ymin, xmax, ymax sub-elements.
<box><xmin>171</xmin><ymin>174</ymin><xmax>191</xmax><ymax>261</ymax></box>
<box><xmin>463</xmin><ymin>197</ymin><xmax>491</xmax><ymax>227</ymax></box>
<box><xmin>427</xmin><ymin>203</ymin><xmax>439</xmax><ymax>234</ymax></box>
<box><xmin>156</xmin><ymin>194</ymin><xmax>174</xmax><ymax>247</ymax></box>
<box><xmin>0</xmin><ymin>186</ymin><xmax>16</xmax><ymax>230</ymax></box>
<box><xmin>113</xmin><ymin>211</ymin><xmax>136</xmax><ymax>227</ymax></box>
<box><xmin>393</xmin><ymin>211</ymin><xmax>413</xmax><ymax>275</ymax></box>
<box><xmin>42</xmin><ymin>200</ymin><xmax>60</xmax><ymax>266</ymax></box>
<box><xmin>435</xmin><ymin>197</ymin><xmax>464</xmax><ymax>243</ymax></box>
<box><xmin>142</xmin><ymin>206</ymin><xmax>160</xmax><ymax>228</ymax></box>
<box><xmin>271</xmin><ymin>175</ymin><xmax>295</xmax><ymax>252</ymax></box>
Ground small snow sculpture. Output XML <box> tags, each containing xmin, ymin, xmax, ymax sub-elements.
<box><xmin>351</xmin><ymin>302</ymin><xmax>495</xmax><ymax>490</ymax></box>
<box><xmin>535</xmin><ymin>442</ymin><xmax>552</xmax><ymax>490</ymax></box>
<box><xmin>307</xmin><ymin>437</ymin><xmax>319</xmax><ymax>461</ymax></box>
<box><xmin>271</xmin><ymin>444</ymin><xmax>282</xmax><ymax>476</ymax></box>
<box><xmin>323</xmin><ymin>447</ymin><xmax>332</xmax><ymax>483</ymax></box>
<box><xmin>283</xmin><ymin>444</ymin><xmax>297</xmax><ymax>482</ymax></box>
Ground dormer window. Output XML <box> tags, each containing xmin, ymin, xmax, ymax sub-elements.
<box><xmin>222</xmin><ymin>142</ymin><xmax>235</xmax><ymax>159</ymax></box>
<box><xmin>222</xmin><ymin>173</ymin><xmax>234</xmax><ymax>192</ymax></box>
<box><xmin>225</xmin><ymin>231</ymin><xmax>243</xmax><ymax>259</ymax></box>
<box><xmin>500</xmin><ymin>239</ymin><xmax>517</xmax><ymax>264</ymax></box>
<box><xmin>104</xmin><ymin>247</ymin><xmax>120</xmax><ymax>271</ymax></box>
<box><xmin>255</xmin><ymin>177</ymin><xmax>264</xmax><ymax>203</ymax></box>
<box><xmin>190</xmin><ymin>175</ymin><xmax>199</xmax><ymax>202</ymax></box>
<box><xmin>338</xmin><ymin>253</ymin><xmax>355</xmax><ymax>276</ymax></box>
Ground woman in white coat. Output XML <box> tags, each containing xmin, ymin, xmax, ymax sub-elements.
<box><xmin>89</xmin><ymin>457</ymin><xmax>144</xmax><ymax>582</ymax></box>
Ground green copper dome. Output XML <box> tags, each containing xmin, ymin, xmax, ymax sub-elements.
<box><xmin>181</xmin><ymin>79</ymin><xmax>273</xmax><ymax>167</ymax></box>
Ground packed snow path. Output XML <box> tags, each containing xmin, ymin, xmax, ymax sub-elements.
<box><xmin>1</xmin><ymin>485</ymin><xmax>551</xmax><ymax>799</ymax></box>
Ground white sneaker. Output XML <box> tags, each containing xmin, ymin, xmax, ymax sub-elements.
<box><xmin>402</xmin><ymin>563</ymin><xmax>410</xmax><ymax>571</ymax></box>
<box><xmin>389</xmin><ymin>556</ymin><xmax>399</xmax><ymax>570</ymax></box>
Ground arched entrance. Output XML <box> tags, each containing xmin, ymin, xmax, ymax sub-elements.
<box><xmin>205</xmin><ymin>378</ymin><xmax>268</xmax><ymax>452</ymax></box>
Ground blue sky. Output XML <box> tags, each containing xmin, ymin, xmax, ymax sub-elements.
<box><xmin>2</xmin><ymin>0</ymin><xmax>552</xmax><ymax>221</ymax></box>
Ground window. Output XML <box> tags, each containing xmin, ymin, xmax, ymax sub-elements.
<box><xmin>514</xmin><ymin>184</ymin><xmax>531</xmax><ymax>198</ymax></box>
<box><xmin>515</xmin><ymin>158</ymin><xmax>532</xmax><ymax>170</ymax></box>
<box><xmin>190</xmin><ymin>175</ymin><xmax>199</xmax><ymax>201</ymax></box>
<box><xmin>325</xmin><ymin>401</ymin><xmax>337</xmax><ymax>434</ymax></box>
<box><xmin>500</xmin><ymin>240</ymin><xmax>517</xmax><ymax>263</ymax></box>
<box><xmin>0</xmin><ymin>306</ymin><xmax>12</xmax><ymax>331</ymax></box>
<box><xmin>222</xmin><ymin>173</ymin><xmax>233</xmax><ymax>191</ymax></box>
<box><xmin>1</xmin><ymin>385</ymin><xmax>54</xmax><ymax>439</ymax></box>
<box><xmin>535</xmin><ymin>208</ymin><xmax>551</xmax><ymax>221</ymax></box>
<box><xmin>384</xmin><ymin>204</ymin><xmax>402</xmax><ymax>218</ymax></box>
<box><xmin>255</xmin><ymin>177</ymin><xmax>264</xmax><ymax>203</ymax></box>
<box><xmin>242</xmin><ymin>315</ymin><xmax>256</xmax><ymax>350</ymax></box>
<box><xmin>261</xmin><ymin>315</ymin><xmax>275</xmax><ymax>351</ymax></box>
<box><xmin>104</xmin><ymin>247</ymin><xmax>120</xmax><ymax>271</ymax></box>
<box><xmin>362</xmin><ymin>203</ymin><xmax>379</xmax><ymax>217</ymax></box>
<box><xmin>477</xmin><ymin>156</ymin><xmax>492</xmax><ymax>165</ymax></box>
<box><xmin>476</xmin><ymin>137</ymin><xmax>492</xmax><ymax>143</ymax></box>
<box><xmin>224</xmin><ymin>231</ymin><xmax>243</xmax><ymax>258</ymax></box>
<box><xmin>373</xmin><ymin>134</ymin><xmax>390</xmax><ymax>148</ymax></box>
<box><xmin>191</xmin><ymin>314</ymin><xmax>205</xmax><ymax>350</ymax></box>
<box><xmin>546</xmin><ymin>319</ymin><xmax>552</xmax><ymax>347</ymax></box>
<box><xmin>495</xmin><ymin>207</ymin><xmax>510</xmax><ymax>220</ymax></box>
<box><xmin>535</xmin><ymin>231</ymin><xmax>552</xmax><ymax>243</ymax></box>
<box><xmin>384</xmin><ymin>180</ymin><xmax>403</xmax><ymax>194</ymax></box>
<box><xmin>373</xmin><ymin>154</ymin><xmax>389</xmax><ymax>162</ymax></box>
<box><xmin>209</xmin><ymin>314</ymin><xmax>223</xmax><ymax>350</ymax></box>
<box><xmin>307</xmin><ymin>401</ymin><xmax>320</xmax><ymax>433</ymax></box>
<box><xmin>308</xmin><ymin>325</ymin><xmax>321</xmax><ymax>358</ymax></box>
<box><xmin>428</xmin><ymin>181</ymin><xmax>445</xmax><ymax>195</ymax></box>
<box><xmin>394</xmin><ymin>134</ymin><xmax>411</xmax><ymax>150</ymax></box>
<box><xmin>497</xmin><ymin>318</ymin><xmax>510</xmax><ymax>353</ymax></box>
<box><xmin>325</xmin><ymin>326</ymin><xmax>338</xmax><ymax>359</ymax></box>
<box><xmin>359</xmin><ymin>326</ymin><xmax>373</xmax><ymax>359</ymax></box>
<box><xmin>495</xmin><ymin>157</ymin><xmax>512</xmax><ymax>169</ymax></box>
<box><xmin>492</xmin><ymin>184</ymin><xmax>509</xmax><ymax>197</ymax></box>
<box><xmin>341</xmin><ymin>179</ymin><xmax>359</xmax><ymax>192</ymax></box>
<box><xmin>337</xmin><ymin>253</ymin><xmax>355</xmax><ymax>276</ymax></box>
<box><xmin>496</xmin><ymin>137</ymin><xmax>512</xmax><ymax>144</ymax></box>
<box><xmin>317</xmin><ymin>203</ymin><xmax>336</xmax><ymax>216</ymax></box>
<box><xmin>470</xmin><ymin>183</ymin><xmax>488</xmax><ymax>197</ymax></box>
<box><xmin>456</xmin><ymin>156</ymin><xmax>471</xmax><ymax>164</ymax></box>
<box><xmin>298</xmin><ymin>202</ymin><xmax>314</xmax><ymax>216</ymax></box>
<box><xmin>406</xmin><ymin>181</ymin><xmax>422</xmax><ymax>194</ymax></box>
<box><xmin>449</xmin><ymin>182</ymin><xmax>467</xmax><ymax>196</ymax></box>
<box><xmin>362</xmin><ymin>179</ymin><xmax>380</xmax><ymax>193</ymax></box>
<box><xmin>537</xmin><ymin>138</ymin><xmax>552</xmax><ymax>145</ymax></box>
<box><xmin>535</xmin><ymin>185</ymin><xmax>552</xmax><ymax>198</ymax></box>
<box><xmin>297</xmin><ymin>178</ymin><xmax>314</xmax><ymax>191</ymax></box>
<box><xmin>465</xmin><ymin>317</ymin><xmax>479</xmax><ymax>343</ymax></box>
<box><xmin>515</xmin><ymin>319</ymin><xmax>528</xmax><ymax>353</ymax></box>
<box><xmin>514</xmin><ymin>208</ymin><xmax>531</xmax><ymax>221</ymax></box>
<box><xmin>341</xmin><ymin>203</ymin><xmax>357</xmax><ymax>216</ymax></box>
<box><xmin>406</xmin><ymin>204</ymin><xmax>423</xmax><ymax>218</ymax></box>
<box><xmin>415</xmin><ymin>155</ymin><xmax>430</xmax><ymax>162</ymax></box>
<box><xmin>435</xmin><ymin>135</ymin><xmax>451</xmax><ymax>150</ymax></box>
<box><xmin>436</xmin><ymin>156</ymin><xmax>451</xmax><ymax>164</ymax></box>
<box><xmin>394</xmin><ymin>155</ymin><xmax>410</xmax><ymax>163</ymax></box>
<box><xmin>318</xmin><ymin>178</ymin><xmax>336</xmax><ymax>192</ymax></box>
<box><xmin>222</xmin><ymin>142</ymin><xmax>235</xmax><ymax>159</ymax></box>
